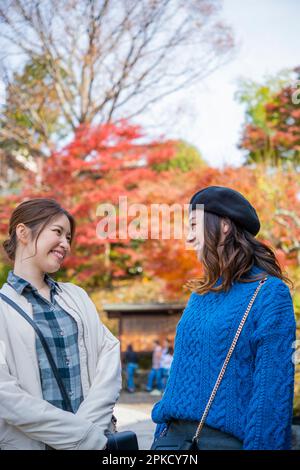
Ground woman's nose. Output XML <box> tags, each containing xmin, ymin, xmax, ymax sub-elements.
<box><xmin>59</xmin><ymin>238</ymin><xmax>70</xmax><ymax>252</ymax></box>
<box><xmin>186</xmin><ymin>231</ymin><xmax>195</xmax><ymax>243</ymax></box>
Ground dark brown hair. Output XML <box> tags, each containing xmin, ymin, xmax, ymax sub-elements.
<box><xmin>2</xmin><ymin>198</ymin><xmax>76</xmax><ymax>262</ymax></box>
<box><xmin>186</xmin><ymin>211</ymin><xmax>293</xmax><ymax>294</ymax></box>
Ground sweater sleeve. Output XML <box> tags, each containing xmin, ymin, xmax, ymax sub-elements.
<box><xmin>243</xmin><ymin>282</ymin><xmax>296</xmax><ymax>450</ymax></box>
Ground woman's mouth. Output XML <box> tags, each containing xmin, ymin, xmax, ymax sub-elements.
<box><xmin>49</xmin><ymin>250</ymin><xmax>65</xmax><ymax>261</ymax></box>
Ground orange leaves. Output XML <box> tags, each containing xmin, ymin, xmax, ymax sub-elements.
<box><xmin>141</xmin><ymin>163</ymin><xmax>300</xmax><ymax>297</ymax></box>
<box><xmin>0</xmin><ymin>118</ymin><xmax>299</xmax><ymax>298</ymax></box>
<box><xmin>0</xmin><ymin>121</ymin><xmax>175</xmax><ymax>287</ymax></box>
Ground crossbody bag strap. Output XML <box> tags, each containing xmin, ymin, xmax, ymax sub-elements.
<box><xmin>0</xmin><ymin>293</ymin><xmax>73</xmax><ymax>413</ymax></box>
<box><xmin>193</xmin><ymin>276</ymin><xmax>268</xmax><ymax>443</ymax></box>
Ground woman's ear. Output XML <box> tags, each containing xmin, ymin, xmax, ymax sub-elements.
<box><xmin>221</xmin><ymin>219</ymin><xmax>230</xmax><ymax>235</ymax></box>
<box><xmin>15</xmin><ymin>223</ymin><xmax>30</xmax><ymax>246</ymax></box>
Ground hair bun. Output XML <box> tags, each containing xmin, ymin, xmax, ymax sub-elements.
<box><xmin>2</xmin><ymin>238</ymin><xmax>15</xmax><ymax>261</ymax></box>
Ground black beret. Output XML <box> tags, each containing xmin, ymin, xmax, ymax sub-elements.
<box><xmin>189</xmin><ymin>186</ymin><xmax>260</xmax><ymax>236</ymax></box>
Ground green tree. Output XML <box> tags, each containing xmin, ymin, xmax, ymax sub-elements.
<box><xmin>4</xmin><ymin>57</ymin><xmax>65</xmax><ymax>147</ymax></box>
<box><xmin>236</xmin><ymin>68</ymin><xmax>300</xmax><ymax>168</ymax></box>
<box><xmin>0</xmin><ymin>56</ymin><xmax>66</xmax><ymax>188</ymax></box>
<box><xmin>153</xmin><ymin>140</ymin><xmax>206</xmax><ymax>172</ymax></box>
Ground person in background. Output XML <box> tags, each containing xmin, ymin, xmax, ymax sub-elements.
<box><xmin>159</xmin><ymin>346</ymin><xmax>174</xmax><ymax>394</ymax></box>
<box><xmin>146</xmin><ymin>340</ymin><xmax>162</xmax><ymax>394</ymax></box>
<box><xmin>157</xmin><ymin>338</ymin><xmax>170</xmax><ymax>391</ymax></box>
<box><xmin>160</xmin><ymin>339</ymin><xmax>171</xmax><ymax>365</ymax></box>
<box><xmin>124</xmin><ymin>344</ymin><xmax>139</xmax><ymax>393</ymax></box>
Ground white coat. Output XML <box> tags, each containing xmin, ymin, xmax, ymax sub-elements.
<box><xmin>0</xmin><ymin>281</ymin><xmax>122</xmax><ymax>450</ymax></box>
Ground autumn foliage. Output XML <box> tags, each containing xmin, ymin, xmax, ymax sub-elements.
<box><xmin>141</xmin><ymin>164</ymin><xmax>300</xmax><ymax>301</ymax></box>
<box><xmin>239</xmin><ymin>69</ymin><xmax>300</xmax><ymax>168</ymax></box>
<box><xmin>0</xmin><ymin>120</ymin><xmax>299</xmax><ymax>305</ymax></box>
<box><xmin>0</xmin><ymin>121</ymin><xmax>176</xmax><ymax>285</ymax></box>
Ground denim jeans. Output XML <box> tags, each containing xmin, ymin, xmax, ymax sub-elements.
<box><xmin>126</xmin><ymin>363</ymin><xmax>138</xmax><ymax>391</ymax></box>
<box><xmin>146</xmin><ymin>368</ymin><xmax>162</xmax><ymax>391</ymax></box>
<box><xmin>159</xmin><ymin>368</ymin><xmax>170</xmax><ymax>391</ymax></box>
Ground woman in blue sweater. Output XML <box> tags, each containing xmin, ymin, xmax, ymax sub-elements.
<box><xmin>151</xmin><ymin>186</ymin><xmax>296</xmax><ymax>450</ymax></box>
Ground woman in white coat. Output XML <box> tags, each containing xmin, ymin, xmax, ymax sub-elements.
<box><xmin>0</xmin><ymin>198</ymin><xmax>122</xmax><ymax>450</ymax></box>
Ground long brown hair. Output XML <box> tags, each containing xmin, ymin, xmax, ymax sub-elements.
<box><xmin>186</xmin><ymin>211</ymin><xmax>293</xmax><ymax>294</ymax></box>
<box><xmin>2</xmin><ymin>198</ymin><xmax>76</xmax><ymax>262</ymax></box>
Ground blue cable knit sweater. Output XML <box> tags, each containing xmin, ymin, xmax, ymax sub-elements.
<box><xmin>151</xmin><ymin>265</ymin><xmax>296</xmax><ymax>450</ymax></box>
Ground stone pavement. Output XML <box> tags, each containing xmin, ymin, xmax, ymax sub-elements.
<box><xmin>113</xmin><ymin>391</ymin><xmax>160</xmax><ymax>450</ymax></box>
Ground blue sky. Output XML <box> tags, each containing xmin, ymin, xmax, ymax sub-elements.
<box><xmin>139</xmin><ymin>0</ymin><xmax>300</xmax><ymax>169</ymax></box>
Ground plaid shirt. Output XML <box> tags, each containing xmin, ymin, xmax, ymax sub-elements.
<box><xmin>7</xmin><ymin>270</ymin><xmax>83</xmax><ymax>413</ymax></box>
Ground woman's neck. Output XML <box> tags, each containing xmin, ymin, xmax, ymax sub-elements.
<box><xmin>12</xmin><ymin>263</ymin><xmax>47</xmax><ymax>290</ymax></box>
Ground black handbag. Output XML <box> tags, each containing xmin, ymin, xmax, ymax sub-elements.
<box><xmin>151</xmin><ymin>277</ymin><xmax>268</xmax><ymax>451</ymax></box>
<box><xmin>0</xmin><ymin>293</ymin><xmax>139</xmax><ymax>451</ymax></box>
<box><xmin>151</xmin><ymin>428</ymin><xmax>198</xmax><ymax>451</ymax></box>
<box><xmin>104</xmin><ymin>414</ymin><xmax>139</xmax><ymax>451</ymax></box>
<box><xmin>106</xmin><ymin>430</ymin><xmax>139</xmax><ymax>451</ymax></box>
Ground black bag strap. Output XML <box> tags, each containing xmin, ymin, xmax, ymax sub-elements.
<box><xmin>0</xmin><ymin>292</ymin><xmax>73</xmax><ymax>413</ymax></box>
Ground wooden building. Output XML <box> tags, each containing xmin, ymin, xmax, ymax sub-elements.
<box><xmin>103</xmin><ymin>303</ymin><xmax>185</xmax><ymax>352</ymax></box>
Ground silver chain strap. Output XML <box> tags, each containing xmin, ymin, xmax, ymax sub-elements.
<box><xmin>192</xmin><ymin>276</ymin><xmax>268</xmax><ymax>443</ymax></box>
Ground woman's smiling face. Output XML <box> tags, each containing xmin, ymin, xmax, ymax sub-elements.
<box><xmin>16</xmin><ymin>213</ymin><xmax>72</xmax><ymax>273</ymax></box>
<box><xmin>187</xmin><ymin>209</ymin><xmax>205</xmax><ymax>261</ymax></box>
<box><xmin>187</xmin><ymin>210</ymin><xmax>230</xmax><ymax>262</ymax></box>
<box><xmin>43</xmin><ymin>214</ymin><xmax>72</xmax><ymax>271</ymax></box>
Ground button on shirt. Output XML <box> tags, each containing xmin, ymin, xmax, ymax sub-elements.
<box><xmin>7</xmin><ymin>270</ymin><xmax>84</xmax><ymax>413</ymax></box>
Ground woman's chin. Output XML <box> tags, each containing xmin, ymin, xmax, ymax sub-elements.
<box><xmin>43</xmin><ymin>261</ymin><xmax>61</xmax><ymax>273</ymax></box>
<box><xmin>44</xmin><ymin>253</ymin><xmax>64</xmax><ymax>272</ymax></box>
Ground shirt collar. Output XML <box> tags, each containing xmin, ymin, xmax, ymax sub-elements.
<box><xmin>7</xmin><ymin>270</ymin><xmax>62</xmax><ymax>295</ymax></box>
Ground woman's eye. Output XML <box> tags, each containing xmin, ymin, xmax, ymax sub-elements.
<box><xmin>54</xmin><ymin>229</ymin><xmax>71</xmax><ymax>242</ymax></box>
